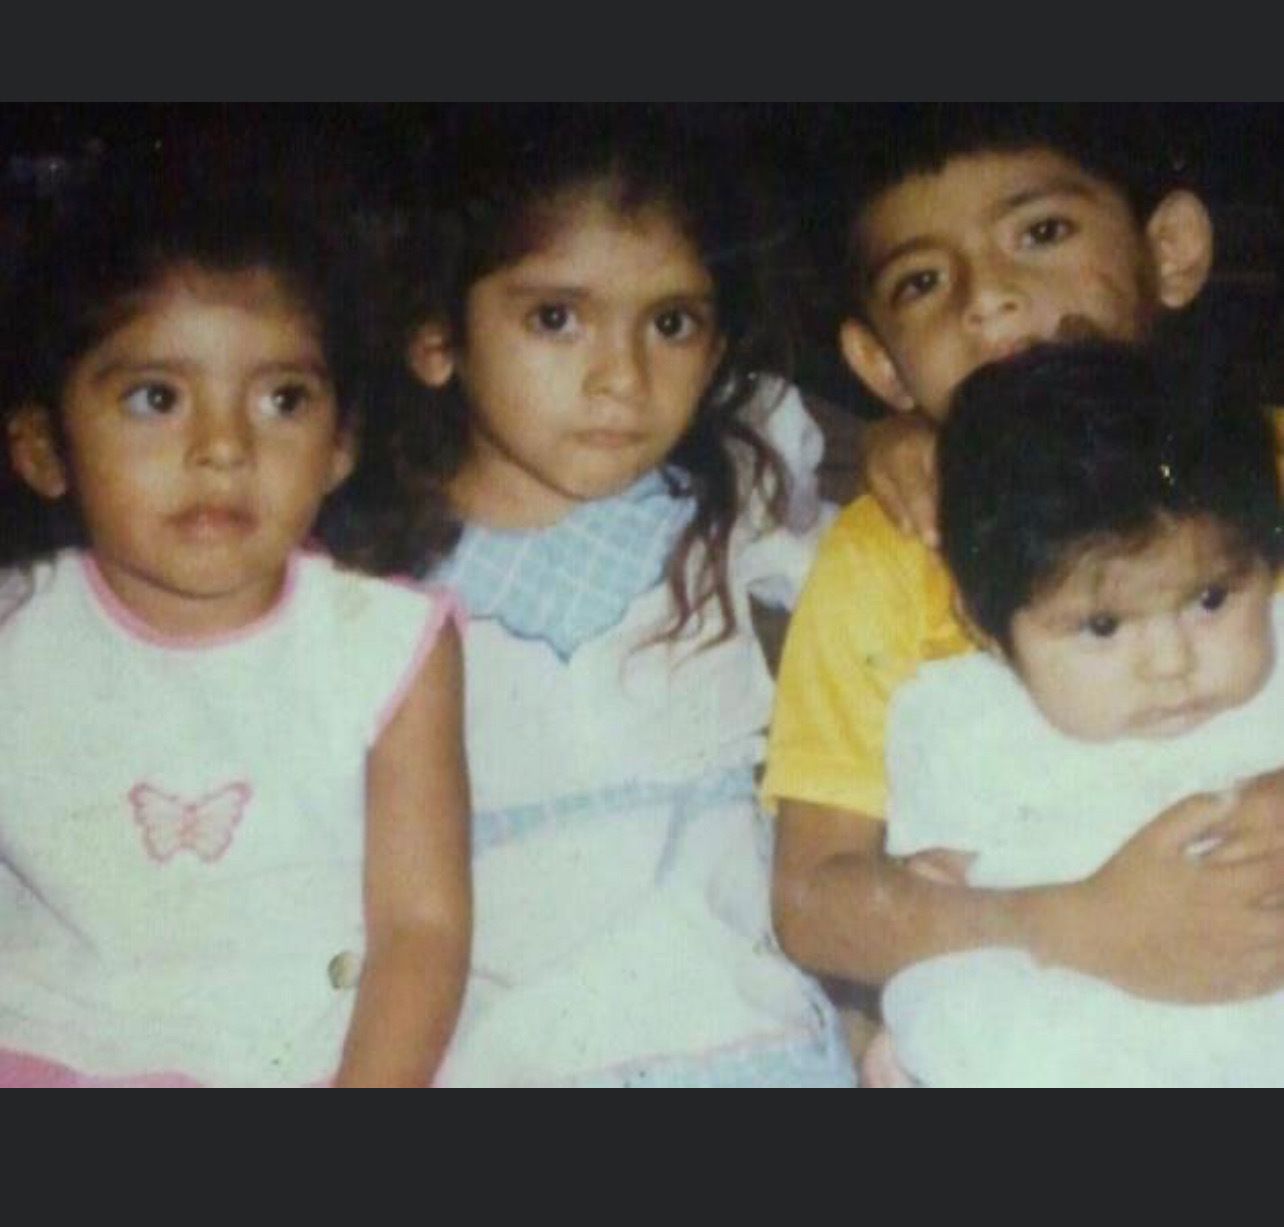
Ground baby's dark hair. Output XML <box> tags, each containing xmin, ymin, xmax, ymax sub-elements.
<box><xmin>830</xmin><ymin>103</ymin><xmax>1186</xmax><ymax>320</ymax></box>
<box><xmin>938</xmin><ymin>341</ymin><xmax>1283</xmax><ymax>653</ymax></box>
<box><xmin>0</xmin><ymin>158</ymin><xmax>423</xmax><ymax>575</ymax></box>
<box><xmin>368</xmin><ymin>103</ymin><xmax>792</xmax><ymax>643</ymax></box>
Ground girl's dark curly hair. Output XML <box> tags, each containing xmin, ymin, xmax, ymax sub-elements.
<box><xmin>353</xmin><ymin>103</ymin><xmax>794</xmax><ymax>644</ymax></box>
<box><xmin>0</xmin><ymin>154</ymin><xmax>430</xmax><ymax>579</ymax></box>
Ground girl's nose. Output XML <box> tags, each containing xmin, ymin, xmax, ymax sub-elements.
<box><xmin>189</xmin><ymin>404</ymin><xmax>253</xmax><ymax>469</ymax></box>
<box><xmin>586</xmin><ymin>329</ymin><xmax>646</xmax><ymax>401</ymax></box>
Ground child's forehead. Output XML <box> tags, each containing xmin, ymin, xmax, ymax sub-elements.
<box><xmin>855</xmin><ymin>147</ymin><xmax>1133</xmax><ymax>259</ymax></box>
<box><xmin>487</xmin><ymin>192</ymin><xmax>713</xmax><ymax>296</ymax></box>
<box><xmin>98</xmin><ymin>265</ymin><xmax>318</xmax><ymax>342</ymax></box>
<box><xmin>1034</xmin><ymin>518</ymin><xmax>1253</xmax><ymax>617</ymax></box>
<box><xmin>78</xmin><ymin>264</ymin><xmax>326</xmax><ymax>376</ymax></box>
<box><xmin>142</xmin><ymin>264</ymin><xmax>310</xmax><ymax>317</ymax></box>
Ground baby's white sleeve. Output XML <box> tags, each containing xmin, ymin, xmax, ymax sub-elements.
<box><xmin>886</xmin><ymin>664</ymin><xmax>995</xmax><ymax>859</ymax></box>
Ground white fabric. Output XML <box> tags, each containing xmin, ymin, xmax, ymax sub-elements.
<box><xmin>0</xmin><ymin>569</ymin><xmax>26</xmax><ymax>626</ymax></box>
<box><xmin>437</xmin><ymin>382</ymin><xmax>853</xmax><ymax>1086</ymax></box>
<box><xmin>456</xmin><ymin>382</ymin><xmax>830</xmax><ymax>811</ymax></box>
<box><xmin>882</xmin><ymin>596</ymin><xmax>1284</xmax><ymax>1087</ymax></box>
<box><xmin>0</xmin><ymin>551</ymin><xmax>450</xmax><ymax>1087</ymax></box>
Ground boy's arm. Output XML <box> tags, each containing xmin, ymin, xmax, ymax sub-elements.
<box><xmin>774</xmin><ymin>784</ymin><xmax>1284</xmax><ymax>1004</ymax></box>
<box><xmin>336</xmin><ymin>620</ymin><xmax>471</xmax><ymax>1088</ymax></box>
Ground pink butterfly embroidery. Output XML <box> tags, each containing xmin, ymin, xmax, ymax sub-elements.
<box><xmin>127</xmin><ymin>782</ymin><xmax>252</xmax><ymax>864</ymax></box>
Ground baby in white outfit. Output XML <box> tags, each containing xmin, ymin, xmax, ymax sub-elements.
<box><xmin>883</xmin><ymin>342</ymin><xmax>1284</xmax><ymax>1087</ymax></box>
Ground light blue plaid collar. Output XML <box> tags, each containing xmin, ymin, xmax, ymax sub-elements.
<box><xmin>429</xmin><ymin>471</ymin><xmax>696</xmax><ymax>660</ymax></box>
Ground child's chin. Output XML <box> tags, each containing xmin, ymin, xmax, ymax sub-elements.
<box><xmin>565</xmin><ymin>470</ymin><xmax>648</xmax><ymax>502</ymax></box>
<box><xmin>1126</xmin><ymin>705</ymin><xmax>1216</xmax><ymax>740</ymax></box>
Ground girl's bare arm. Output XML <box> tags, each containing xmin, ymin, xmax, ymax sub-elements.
<box><xmin>336</xmin><ymin>621</ymin><xmax>471</xmax><ymax>1088</ymax></box>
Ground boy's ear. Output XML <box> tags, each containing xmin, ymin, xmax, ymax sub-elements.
<box><xmin>406</xmin><ymin>322</ymin><xmax>457</xmax><ymax>389</ymax></box>
<box><xmin>1146</xmin><ymin>191</ymin><xmax>1214</xmax><ymax>310</ymax></box>
<box><xmin>839</xmin><ymin>318</ymin><xmax>917</xmax><ymax>413</ymax></box>
<box><xmin>7</xmin><ymin>406</ymin><xmax>68</xmax><ymax>499</ymax></box>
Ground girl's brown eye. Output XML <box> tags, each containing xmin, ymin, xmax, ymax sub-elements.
<box><xmin>123</xmin><ymin>383</ymin><xmax>179</xmax><ymax>417</ymax></box>
<box><xmin>1199</xmin><ymin>585</ymin><xmax>1229</xmax><ymax>613</ymax></box>
<box><xmin>266</xmin><ymin>385</ymin><xmax>311</xmax><ymax>418</ymax></box>
<box><xmin>655</xmin><ymin>309</ymin><xmax>699</xmax><ymax>341</ymax></box>
<box><xmin>532</xmin><ymin>304</ymin><xmax>571</xmax><ymax>332</ymax></box>
<box><xmin>1085</xmin><ymin>613</ymin><xmax>1120</xmax><ymax>639</ymax></box>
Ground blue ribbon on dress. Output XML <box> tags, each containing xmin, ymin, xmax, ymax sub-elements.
<box><xmin>429</xmin><ymin>471</ymin><xmax>697</xmax><ymax>660</ymax></box>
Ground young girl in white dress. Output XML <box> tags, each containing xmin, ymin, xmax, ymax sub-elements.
<box><xmin>882</xmin><ymin>342</ymin><xmax>1284</xmax><ymax>1087</ymax></box>
<box><xmin>0</xmin><ymin>173</ymin><xmax>470</xmax><ymax>1087</ymax></box>
<box><xmin>362</xmin><ymin>105</ymin><xmax>855</xmax><ymax>1086</ymax></box>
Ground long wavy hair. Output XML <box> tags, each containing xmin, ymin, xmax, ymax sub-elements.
<box><xmin>348</xmin><ymin>104</ymin><xmax>794</xmax><ymax>645</ymax></box>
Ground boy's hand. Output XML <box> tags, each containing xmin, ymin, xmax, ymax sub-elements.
<box><xmin>1043</xmin><ymin>777</ymin><xmax>1284</xmax><ymax>1003</ymax></box>
<box><xmin>1197</xmin><ymin>768</ymin><xmax>1284</xmax><ymax>873</ymax></box>
<box><xmin>861</xmin><ymin>414</ymin><xmax>939</xmax><ymax>547</ymax></box>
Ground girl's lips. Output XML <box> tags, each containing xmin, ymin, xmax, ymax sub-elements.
<box><xmin>574</xmin><ymin>429</ymin><xmax>645</xmax><ymax>450</ymax></box>
<box><xmin>170</xmin><ymin>506</ymin><xmax>256</xmax><ymax>539</ymax></box>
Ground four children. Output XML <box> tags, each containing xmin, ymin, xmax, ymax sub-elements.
<box><xmin>1</xmin><ymin>104</ymin><xmax>1280</xmax><ymax>1085</ymax></box>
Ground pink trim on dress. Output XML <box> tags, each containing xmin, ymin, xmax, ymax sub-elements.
<box><xmin>0</xmin><ymin>1049</ymin><xmax>334</xmax><ymax>1088</ymax></box>
<box><xmin>0</xmin><ymin>1049</ymin><xmax>202</xmax><ymax>1089</ymax></box>
<box><xmin>79</xmin><ymin>552</ymin><xmax>300</xmax><ymax>652</ymax></box>
<box><xmin>371</xmin><ymin>586</ymin><xmax>467</xmax><ymax>743</ymax></box>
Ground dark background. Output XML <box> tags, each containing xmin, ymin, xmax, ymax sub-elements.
<box><xmin>3</xmin><ymin>103</ymin><xmax>1281</xmax><ymax>415</ymax></box>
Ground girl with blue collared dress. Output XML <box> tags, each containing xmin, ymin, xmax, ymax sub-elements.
<box><xmin>355</xmin><ymin>105</ymin><xmax>855</xmax><ymax>1086</ymax></box>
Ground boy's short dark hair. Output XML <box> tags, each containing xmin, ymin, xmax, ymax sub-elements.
<box><xmin>832</xmin><ymin>103</ymin><xmax>1186</xmax><ymax>316</ymax></box>
<box><xmin>938</xmin><ymin>341</ymin><xmax>1283</xmax><ymax>651</ymax></box>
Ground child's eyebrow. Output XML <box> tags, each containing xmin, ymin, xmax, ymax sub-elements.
<box><xmin>1042</xmin><ymin>607</ymin><xmax>1098</xmax><ymax>633</ymax></box>
<box><xmin>1182</xmin><ymin>557</ymin><xmax>1255</xmax><ymax>597</ymax></box>
<box><xmin>989</xmin><ymin>178</ymin><xmax>1098</xmax><ymax>222</ymax></box>
<box><xmin>502</xmin><ymin>283</ymin><xmax>590</xmax><ymax>301</ymax></box>
<box><xmin>87</xmin><ymin>358</ymin><xmax>330</xmax><ymax>384</ymax></box>
<box><xmin>865</xmin><ymin>237</ymin><xmax>939</xmax><ymax>292</ymax></box>
<box><xmin>502</xmin><ymin>283</ymin><xmax>716</xmax><ymax>307</ymax></box>
<box><xmin>249</xmin><ymin>360</ymin><xmax>332</xmax><ymax>380</ymax></box>
<box><xmin>86</xmin><ymin>358</ymin><xmax>193</xmax><ymax>385</ymax></box>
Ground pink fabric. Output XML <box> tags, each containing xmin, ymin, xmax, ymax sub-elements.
<box><xmin>80</xmin><ymin>552</ymin><xmax>300</xmax><ymax>652</ymax></box>
<box><xmin>371</xmin><ymin>584</ymin><xmax>467</xmax><ymax>742</ymax></box>
<box><xmin>128</xmin><ymin>781</ymin><xmax>252</xmax><ymax>864</ymax></box>
<box><xmin>0</xmin><ymin>1050</ymin><xmax>337</xmax><ymax>1088</ymax></box>
<box><xmin>0</xmin><ymin>1050</ymin><xmax>203</xmax><ymax>1089</ymax></box>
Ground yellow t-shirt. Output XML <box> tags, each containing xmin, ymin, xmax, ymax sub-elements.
<box><xmin>762</xmin><ymin>495</ymin><xmax>974</xmax><ymax>820</ymax></box>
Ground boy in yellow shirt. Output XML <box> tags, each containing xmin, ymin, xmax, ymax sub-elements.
<box><xmin>765</xmin><ymin>105</ymin><xmax>1284</xmax><ymax>1018</ymax></box>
